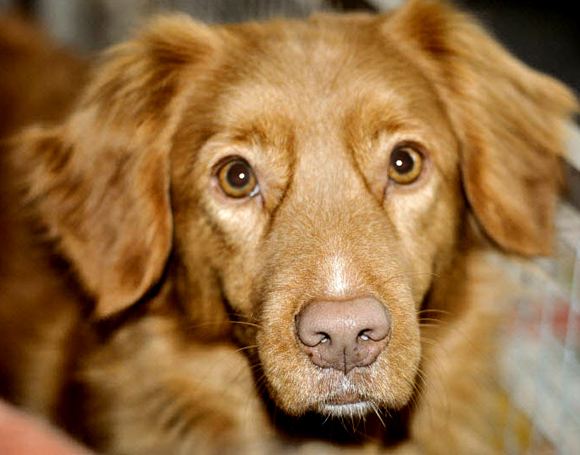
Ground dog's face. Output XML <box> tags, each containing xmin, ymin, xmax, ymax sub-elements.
<box><xmin>16</xmin><ymin>2</ymin><xmax>576</xmax><ymax>421</ymax></box>
<box><xmin>169</xmin><ymin>18</ymin><xmax>463</xmax><ymax>416</ymax></box>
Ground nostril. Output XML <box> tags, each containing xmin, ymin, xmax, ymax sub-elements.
<box><xmin>359</xmin><ymin>327</ymin><xmax>387</xmax><ymax>341</ymax></box>
<box><xmin>309</xmin><ymin>332</ymin><xmax>330</xmax><ymax>347</ymax></box>
<box><xmin>294</xmin><ymin>315</ymin><xmax>331</xmax><ymax>347</ymax></box>
<box><xmin>295</xmin><ymin>297</ymin><xmax>391</xmax><ymax>373</ymax></box>
<box><xmin>359</xmin><ymin>330</ymin><xmax>373</xmax><ymax>341</ymax></box>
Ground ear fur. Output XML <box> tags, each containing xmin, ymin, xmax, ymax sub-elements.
<box><xmin>384</xmin><ymin>0</ymin><xmax>579</xmax><ymax>255</ymax></box>
<box><xmin>14</xmin><ymin>15</ymin><xmax>220</xmax><ymax>318</ymax></box>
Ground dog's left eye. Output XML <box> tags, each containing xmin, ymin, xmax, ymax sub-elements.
<box><xmin>388</xmin><ymin>146</ymin><xmax>423</xmax><ymax>184</ymax></box>
<box><xmin>216</xmin><ymin>158</ymin><xmax>259</xmax><ymax>198</ymax></box>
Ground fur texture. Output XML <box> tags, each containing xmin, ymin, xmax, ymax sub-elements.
<box><xmin>0</xmin><ymin>2</ymin><xmax>577</xmax><ymax>454</ymax></box>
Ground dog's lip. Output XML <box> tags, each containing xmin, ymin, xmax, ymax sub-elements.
<box><xmin>325</xmin><ymin>392</ymin><xmax>365</xmax><ymax>406</ymax></box>
<box><xmin>320</xmin><ymin>399</ymin><xmax>372</xmax><ymax>417</ymax></box>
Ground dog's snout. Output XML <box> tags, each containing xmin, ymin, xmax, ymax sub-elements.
<box><xmin>295</xmin><ymin>297</ymin><xmax>391</xmax><ymax>374</ymax></box>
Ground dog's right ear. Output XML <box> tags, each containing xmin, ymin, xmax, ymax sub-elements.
<box><xmin>14</xmin><ymin>16</ymin><xmax>221</xmax><ymax>318</ymax></box>
<box><xmin>384</xmin><ymin>0</ymin><xmax>578</xmax><ymax>256</ymax></box>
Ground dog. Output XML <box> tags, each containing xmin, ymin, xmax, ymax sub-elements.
<box><xmin>0</xmin><ymin>1</ymin><xmax>577</xmax><ymax>454</ymax></box>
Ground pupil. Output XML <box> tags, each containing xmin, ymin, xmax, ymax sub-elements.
<box><xmin>227</xmin><ymin>162</ymin><xmax>251</xmax><ymax>188</ymax></box>
<box><xmin>391</xmin><ymin>150</ymin><xmax>414</xmax><ymax>174</ymax></box>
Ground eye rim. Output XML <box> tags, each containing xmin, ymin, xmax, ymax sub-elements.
<box><xmin>215</xmin><ymin>156</ymin><xmax>259</xmax><ymax>199</ymax></box>
<box><xmin>388</xmin><ymin>144</ymin><xmax>424</xmax><ymax>185</ymax></box>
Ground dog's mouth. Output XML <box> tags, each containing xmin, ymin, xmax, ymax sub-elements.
<box><xmin>325</xmin><ymin>391</ymin><xmax>366</xmax><ymax>406</ymax></box>
<box><xmin>320</xmin><ymin>393</ymin><xmax>373</xmax><ymax>417</ymax></box>
<box><xmin>313</xmin><ymin>387</ymin><xmax>375</xmax><ymax>416</ymax></box>
<box><xmin>255</xmin><ymin>289</ymin><xmax>422</xmax><ymax>418</ymax></box>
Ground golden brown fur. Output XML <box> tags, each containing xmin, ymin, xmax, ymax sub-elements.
<box><xmin>0</xmin><ymin>1</ymin><xmax>577</xmax><ymax>454</ymax></box>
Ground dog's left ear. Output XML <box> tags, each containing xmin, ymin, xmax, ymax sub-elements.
<box><xmin>15</xmin><ymin>16</ymin><xmax>221</xmax><ymax>318</ymax></box>
<box><xmin>384</xmin><ymin>0</ymin><xmax>578</xmax><ymax>255</ymax></box>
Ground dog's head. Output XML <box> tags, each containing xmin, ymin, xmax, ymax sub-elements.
<box><xmin>16</xmin><ymin>1</ymin><xmax>576</xmax><ymax>418</ymax></box>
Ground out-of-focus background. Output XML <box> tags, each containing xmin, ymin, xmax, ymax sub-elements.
<box><xmin>0</xmin><ymin>1</ymin><xmax>579</xmax><ymax>454</ymax></box>
<box><xmin>0</xmin><ymin>0</ymin><xmax>578</xmax><ymax>98</ymax></box>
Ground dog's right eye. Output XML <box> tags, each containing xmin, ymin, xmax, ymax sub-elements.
<box><xmin>216</xmin><ymin>158</ymin><xmax>259</xmax><ymax>198</ymax></box>
<box><xmin>388</xmin><ymin>145</ymin><xmax>423</xmax><ymax>185</ymax></box>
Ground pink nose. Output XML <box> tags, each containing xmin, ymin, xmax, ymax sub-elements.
<box><xmin>295</xmin><ymin>297</ymin><xmax>391</xmax><ymax>374</ymax></box>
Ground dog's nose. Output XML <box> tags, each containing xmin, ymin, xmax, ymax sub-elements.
<box><xmin>295</xmin><ymin>297</ymin><xmax>391</xmax><ymax>374</ymax></box>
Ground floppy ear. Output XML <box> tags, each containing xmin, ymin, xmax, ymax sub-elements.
<box><xmin>15</xmin><ymin>15</ymin><xmax>220</xmax><ymax>318</ymax></box>
<box><xmin>384</xmin><ymin>0</ymin><xmax>578</xmax><ymax>255</ymax></box>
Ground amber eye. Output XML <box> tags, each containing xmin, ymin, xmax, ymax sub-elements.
<box><xmin>216</xmin><ymin>158</ymin><xmax>259</xmax><ymax>198</ymax></box>
<box><xmin>388</xmin><ymin>146</ymin><xmax>423</xmax><ymax>184</ymax></box>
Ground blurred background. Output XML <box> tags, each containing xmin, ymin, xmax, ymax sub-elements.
<box><xmin>0</xmin><ymin>0</ymin><xmax>578</xmax><ymax>98</ymax></box>
<box><xmin>0</xmin><ymin>1</ymin><xmax>579</xmax><ymax>454</ymax></box>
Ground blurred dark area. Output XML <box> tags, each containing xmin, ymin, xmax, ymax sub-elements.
<box><xmin>457</xmin><ymin>1</ymin><xmax>579</xmax><ymax>98</ymax></box>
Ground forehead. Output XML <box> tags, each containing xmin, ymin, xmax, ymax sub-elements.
<box><xmin>180</xmin><ymin>15</ymin><xmax>457</xmax><ymax>175</ymax></box>
<box><xmin>215</xmin><ymin>16</ymin><xmax>447</xmax><ymax>130</ymax></box>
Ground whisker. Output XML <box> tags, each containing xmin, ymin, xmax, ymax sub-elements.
<box><xmin>418</xmin><ymin>323</ymin><xmax>442</xmax><ymax>330</ymax></box>
<box><xmin>234</xmin><ymin>344</ymin><xmax>259</xmax><ymax>354</ymax></box>
<box><xmin>419</xmin><ymin>337</ymin><xmax>443</xmax><ymax>347</ymax></box>
<box><xmin>417</xmin><ymin>308</ymin><xmax>452</xmax><ymax>317</ymax></box>
<box><xmin>418</xmin><ymin>319</ymin><xmax>448</xmax><ymax>329</ymax></box>
<box><xmin>370</xmin><ymin>402</ymin><xmax>386</xmax><ymax>428</ymax></box>
<box><xmin>407</xmin><ymin>374</ymin><xmax>430</xmax><ymax>423</ymax></box>
<box><xmin>230</xmin><ymin>320</ymin><xmax>263</xmax><ymax>329</ymax></box>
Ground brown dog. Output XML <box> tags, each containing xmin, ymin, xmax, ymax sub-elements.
<box><xmin>0</xmin><ymin>1</ymin><xmax>577</xmax><ymax>454</ymax></box>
